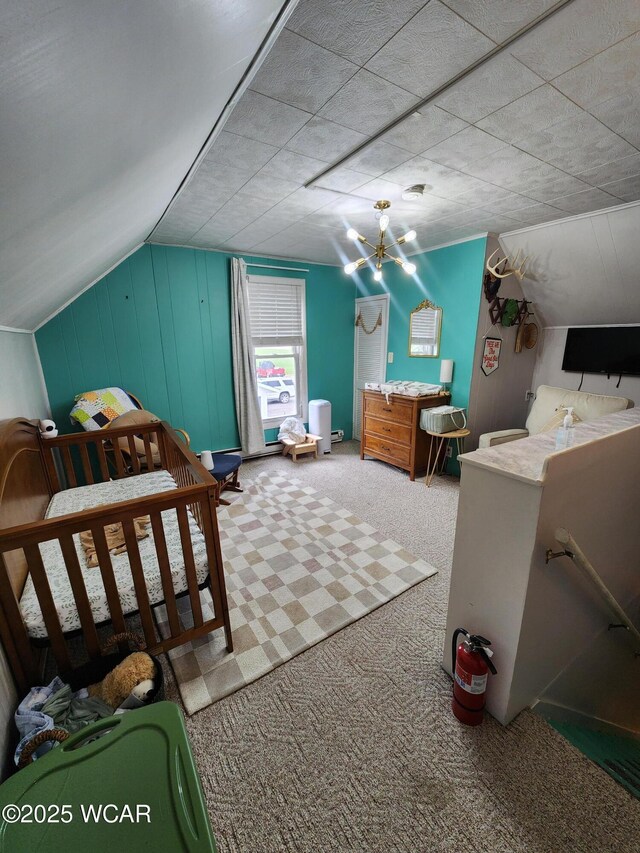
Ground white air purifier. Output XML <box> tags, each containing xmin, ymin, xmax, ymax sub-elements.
<box><xmin>309</xmin><ymin>399</ymin><xmax>331</xmax><ymax>454</ymax></box>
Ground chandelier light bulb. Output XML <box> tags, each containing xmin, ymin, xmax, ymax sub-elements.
<box><xmin>402</xmin><ymin>261</ymin><xmax>417</xmax><ymax>275</ymax></box>
<box><xmin>379</xmin><ymin>214</ymin><xmax>390</xmax><ymax>232</ymax></box>
<box><xmin>373</xmin><ymin>269</ymin><xmax>383</xmax><ymax>282</ymax></box>
<box><xmin>346</xmin><ymin>227</ymin><xmax>359</xmax><ymax>241</ymax></box>
<box><xmin>403</xmin><ymin>229</ymin><xmax>417</xmax><ymax>242</ymax></box>
<box><xmin>343</xmin><ymin>201</ymin><xmax>417</xmax><ymax>284</ymax></box>
<box><xmin>344</xmin><ymin>261</ymin><xmax>358</xmax><ymax>275</ymax></box>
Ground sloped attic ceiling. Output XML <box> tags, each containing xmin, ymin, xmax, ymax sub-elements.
<box><xmin>151</xmin><ymin>0</ymin><xmax>640</xmax><ymax>267</ymax></box>
<box><xmin>0</xmin><ymin>0</ymin><xmax>288</xmax><ymax>331</ymax></box>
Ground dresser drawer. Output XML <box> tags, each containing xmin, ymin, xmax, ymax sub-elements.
<box><xmin>364</xmin><ymin>434</ymin><xmax>412</xmax><ymax>467</ymax></box>
<box><xmin>364</xmin><ymin>395</ymin><xmax>413</xmax><ymax>424</ymax></box>
<box><xmin>364</xmin><ymin>415</ymin><xmax>412</xmax><ymax>445</ymax></box>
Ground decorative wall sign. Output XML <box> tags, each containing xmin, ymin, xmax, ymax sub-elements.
<box><xmin>481</xmin><ymin>337</ymin><xmax>502</xmax><ymax>376</ymax></box>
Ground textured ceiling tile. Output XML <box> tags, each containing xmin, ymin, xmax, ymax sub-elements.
<box><xmin>436</xmin><ymin>207</ymin><xmax>495</xmax><ymax>228</ymax></box>
<box><xmin>576</xmin><ymin>153</ymin><xmax>640</xmax><ymax>187</ymax></box>
<box><xmin>463</xmin><ymin>146</ymin><xmax>573</xmax><ymax>188</ymax></box>
<box><xmin>314</xmin><ymin>166</ymin><xmax>372</xmax><ymax>193</ymax></box>
<box><xmin>427</xmin><ymin>169</ymin><xmax>490</xmax><ymax>198</ymax></box>
<box><xmin>548</xmin><ymin>187</ymin><xmax>622</xmax><ymax>213</ymax></box>
<box><xmin>348</xmin><ymin>177</ymin><xmax>407</xmax><ymax>202</ymax></box>
<box><xmin>344</xmin><ymin>140</ymin><xmax>413</xmax><ymax>177</ymax></box>
<box><xmin>366</xmin><ymin>1</ymin><xmax>494</xmax><ymax>97</ymax></box>
<box><xmin>507</xmin><ymin>202</ymin><xmax>565</xmax><ymax>224</ymax></box>
<box><xmin>511</xmin><ymin>0</ymin><xmax>640</xmax><ymax>80</ymax></box>
<box><xmin>587</xmin><ymin>92</ymin><xmax>640</xmax><ymax>148</ymax></box>
<box><xmin>481</xmin><ymin>192</ymin><xmax>539</xmax><ymax>213</ymax></box>
<box><xmin>599</xmin><ymin>173</ymin><xmax>640</xmax><ymax>202</ymax></box>
<box><xmin>259</xmin><ymin>149</ymin><xmax>328</xmax><ymax>184</ymax></box>
<box><xmin>514</xmin><ymin>113</ymin><xmax>636</xmax><ymax>173</ymax></box>
<box><xmin>462</xmin><ymin>212</ymin><xmax>525</xmax><ymax>233</ymax></box>
<box><xmin>286</xmin><ymin>0</ymin><xmax>427</xmax><ymax>66</ymax></box>
<box><xmin>381</xmin><ymin>106</ymin><xmax>468</xmax><ymax>154</ymax></box>
<box><xmin>203</xmin><ymin>131</ymin><xmax>279</xmax><ymax>171</ymax></box>
<box><xmin>475</xmin><ymin>84</ymin><xmax>584</xmax><ymax>144</ymax></box>
<box><xmin>552</xmin><ymin>32</ymin><xmax>640</xmax><ymax>107</ymax></box>
<box><xmin>223</xmin><ymin>90</ymin><xmax>312</xmax><ymax>147</ymax></box>
<box><xmin>318</xmin><ymin>69</ymin><xmax>419</xmax><ymax>135</ymax></box>
<box><xmin>422</xmin><ymin>126</ymin><xmax>508</xmax><ymax>170</ymax></box>
<box><xmin>452</xmin><ymin>184</ymin><xmax>523</xmax><ymax>209</ymax></box>
<box><xmin>434</xmin><ymin>54</ymin><xmax>544</xmax><ymax>122</ymax></box>
<box><xmin>249</xmin><ymin>29</ymin><xmax>358</xmax><ymax>113</ymax></box>
<box><xmin>381</xmin><ymin>155</ymin><xmax>448</xmax><ymax>188</ymax></box>
<box><xmin>228</xmin><ymin>213</ymin><xmax>299</xmax><ymax>249</ymax></box>
<box><xmin>441</xmin><ymin>0</ymin><xmax>560</xmax><ymax>43</ymax></box>
<box><xmin>270</xmin><ymin>186</ymin><xmax>343</xmax><ymax>215</ymax></box>
<box><xmin>188</xmin><ymin>160</ymin><xmax>256</xmax><ymax>196</ymax></box>
<box><xmin>238</xmin><ymin>172</ymin><xmax>300</xmax><ymax>204</ymax></box>
<box><xmin>285</xmin><ymin>116</ymin><xmax>368</xmax><ymax>162</ymax></box>
<box><xmin>519</xmin><ymin>174</ymin><xmax>591</xmax><ymax>202</ymax></box>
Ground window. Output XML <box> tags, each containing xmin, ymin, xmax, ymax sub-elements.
<box><xmin>247</xmin><ymin>275</ymin><xmax>307</xmax><ymax>427</ymax></box>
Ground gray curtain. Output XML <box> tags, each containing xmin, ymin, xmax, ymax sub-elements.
<box><xmin>230</xmin><ymin>258</ymin><xmax>266</xmax><ymax>456</ymax></box>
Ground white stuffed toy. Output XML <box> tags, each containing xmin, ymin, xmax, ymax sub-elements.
<box><xmin>278</xmin><ymin>417</ymin><xmax>307</xmax><ymax>445</ymax></box>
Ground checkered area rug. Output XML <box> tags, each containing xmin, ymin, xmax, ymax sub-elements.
<box><xmin>156</xmin><ymin>472</ymin><xmax>437</xmax><ymax>715</ymax></box>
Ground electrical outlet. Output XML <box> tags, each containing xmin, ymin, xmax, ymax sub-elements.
<box><xmin>387</xmin><ymin>352</ymin><xmax>394</xmax><ymax>363</ymax></box>
<box><xmin>445</xmin><ymin>446</ymin><xmax>452</xmax><ymax>458</ymax></box>
<box><xmin>525</xmin><ymin>390</ymin><xmax>535</xmax><ymax>401</ymax></box>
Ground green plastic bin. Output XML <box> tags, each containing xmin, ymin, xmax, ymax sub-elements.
<box><xmin>0</xmin><ymin>701</ymin><xmax>217</xmax><ymax>852</ymax></box>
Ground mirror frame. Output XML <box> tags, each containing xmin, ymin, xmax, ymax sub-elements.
<box><xmin>408</xmin><ymin>299</ymin><xmax>443</xmax><ymax>358</ymax></box>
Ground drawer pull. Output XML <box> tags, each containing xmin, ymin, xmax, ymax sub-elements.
<box><xmin>383</xmin><ymin>427</ymin><xmax>391</xmax><ymax>432</ymax></box>
<box><xmin>383</xmin><ymin>407</ymin><xmax>392</xmax><ymax>412</ymax></box>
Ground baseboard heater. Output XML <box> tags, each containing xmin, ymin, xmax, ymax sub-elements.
<box><xmin>213</xmin><ymin>429</ymin><xmax>345</xmax><ymax>461</ymax></box>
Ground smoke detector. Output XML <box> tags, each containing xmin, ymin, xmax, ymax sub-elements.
<box><xmin>402</xmin><ymin>184</ymin><xmax>426</xmax><ymax>201</ymax></box>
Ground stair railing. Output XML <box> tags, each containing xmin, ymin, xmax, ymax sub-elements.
<box><xmin>546</xmin><ymin>527</ymin><xmax>640</xmax><ymax>656</ymax></box>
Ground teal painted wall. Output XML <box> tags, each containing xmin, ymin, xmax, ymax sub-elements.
<box><xmin>36</xmin><ymin>245</ymin><xmax>355</xmax><ymax>452</ymax></box>
<box><xmin>355</xmin><ymin>237</ymin><xmax>487</xmax><ymax>472</ymax></box>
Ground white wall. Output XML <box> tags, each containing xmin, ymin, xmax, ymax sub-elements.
<box><xmin>0</xmin><ymin>329</ymin><xmax>50</xmax><ymax>775</ymax></box>
<box><xmin>531</xmin><ymin>325</ymin><xmax>640</xmax><ymax>407</ymax></box>
<box><xmin>466</xmin><ymin>236</ymin><xmax>537</xmax><ymax>449</ymax></box>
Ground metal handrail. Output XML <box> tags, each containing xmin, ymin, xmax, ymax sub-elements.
<box><xmin>546</xmin><ymin>527</ymin><xmax>640</xmax><ymax>656</ymax></box>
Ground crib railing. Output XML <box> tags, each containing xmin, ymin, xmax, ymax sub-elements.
<box><xmin>0</xmin><ymin>422</ymin><xmax>232</xmax><ymax>693</ymax></box>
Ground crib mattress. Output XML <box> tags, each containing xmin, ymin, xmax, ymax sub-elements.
<box><xmin>19</xmin><ymin>471</ymin><xmax>210</xmax><ymax>639</ymax></box>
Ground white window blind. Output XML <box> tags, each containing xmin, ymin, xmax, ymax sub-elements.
<box><xmin>411</xmin><ymin>310</ymin><xmax>438</xmax><ymax>348</ymax></box>
<box><xmin>248</xmin><ymin>280</ymin><xmax>304</xmax><ymax>347</ymax></box>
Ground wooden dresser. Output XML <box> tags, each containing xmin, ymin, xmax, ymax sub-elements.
<box><xmin>360</xmin><ymin>390</ymin><xmax>450</xmax><ymax>481</ymax></box>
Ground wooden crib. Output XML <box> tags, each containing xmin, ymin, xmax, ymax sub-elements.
<box><xmin>0</xmin><ymin>417</ymin><xmax>233</xmax><ymax>694</ymax></box>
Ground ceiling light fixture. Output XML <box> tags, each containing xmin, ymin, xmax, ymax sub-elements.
<box><xmin>343</xmin><ymin>200</ymin><xmax>417</xmax><ymax>282</ymax></box>
<box><xmin>402</xmin><ymin>184</ymin><xmax>425</xmax><ymax>201</ymax></box>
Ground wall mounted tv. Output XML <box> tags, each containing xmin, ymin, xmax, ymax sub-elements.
<box><xmin>562</xmin><ymin>327</ymin><xmax>640</xmax><ymax>376</ymax></box>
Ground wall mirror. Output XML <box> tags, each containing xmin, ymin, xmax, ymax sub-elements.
<box><xmin>409</xmin><ymin>299</ymin><xmax>442</xmax><ymax>357</ymax></box>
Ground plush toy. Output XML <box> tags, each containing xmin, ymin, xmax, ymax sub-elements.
<box><xmin>89</xmin><ymin>652</ymin><xmax>156</xmax><ymax>710</ymax></box>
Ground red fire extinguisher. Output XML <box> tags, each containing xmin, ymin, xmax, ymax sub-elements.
<box><xmin>451</xmin><ymin>628</ymin><xmax>497</xmax><ymax>726</ymax></box>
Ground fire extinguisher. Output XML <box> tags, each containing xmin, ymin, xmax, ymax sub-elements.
<box><xmin>451</xmin><ymin>628</ymin><xmax>497</xmax><ymax>726</ymax></box>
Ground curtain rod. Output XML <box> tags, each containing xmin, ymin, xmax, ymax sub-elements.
<box><xmin>245</xmin><ymin>262</ymin><xmax>309</xmax><ymax>272</ymax></box>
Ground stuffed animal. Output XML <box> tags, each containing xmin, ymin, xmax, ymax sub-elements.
<box><xmin>89</xmin><ymin>652</ymin><xmax>156</xmax><ymax>710</ymax></box>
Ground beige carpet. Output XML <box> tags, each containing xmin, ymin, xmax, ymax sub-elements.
<box><xmin>158</xmin><ymin>442</ymin><xmax>640</xmax><ymax>853</ymax></box>
<box><xmin>156</xmin><ymin>471</ymin><xmax>437</xmax><ymax>714</ymax></box>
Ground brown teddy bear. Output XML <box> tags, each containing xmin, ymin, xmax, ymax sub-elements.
<box><xmin>89</xmin><ymin>652</ymin><xmax>156</xmax><ymax>710</ymax></box>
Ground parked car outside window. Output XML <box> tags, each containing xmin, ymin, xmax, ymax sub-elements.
<box><xmin>257</xmin><ymin>379</ymin><xmax>296</xmax><ymax>404</ymax></box>
<box><xmin>257</xmin><ymin>360</ymin><xmax>285</xmax><ymax>378</ymax></box>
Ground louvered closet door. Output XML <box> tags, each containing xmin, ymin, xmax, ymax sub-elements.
<box><xmin>353</xmin><ymin>294</ymin><xmax>389</xmax><ymax>440</ymax></box>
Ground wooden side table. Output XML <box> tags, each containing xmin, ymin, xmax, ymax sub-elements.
<box><xmin>424</xmin><ymin>428</ymin><xmax>470</xmax><ymax>487</ymax></box>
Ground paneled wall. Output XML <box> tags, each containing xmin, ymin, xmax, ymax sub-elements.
<box><xmin>356</xmin><ymin>236</ymin><xmax>487</xmax><ymax>472</ymax></box>
<box><xmin>36</xmin><ymin>245</ymin><xmax>355</xmax><ymax>449</ymax></box>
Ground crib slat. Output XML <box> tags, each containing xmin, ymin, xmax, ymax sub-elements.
<box><xmin>91</xmin><ymin>526</ymin><xmax>127</xmax><ymax>636</ymax></box>
<box><xmin>96</xmin><ymin>440</ymin><xmax>110</xmax><ymax>482</ymax></box>
<box><xmin>41</xmin><ymin>444</ymin><xmax>62</xmax><ymax>493</ymax></box>
<box><xmin>176</xmin><ymin>504</ymin><xmax>203</xmax><ymax>628</ymax></box>
<box><xmin>127</xmin><ymin>435</ymin><xmax>141</xmax><ymax>474</ymax></box>
<box><xmin>142</xmin><ymin>433</ymin><xmax>155</xmax><ymax>471</ymax></box>
<box><xmin>121</xmin><ymin>518</ymin><xmax>157</xmax><ymax>648</ymax></box>
<box><xmin>59</xmin><ymin>533</ymin><xmax>101</xmax><ymax>658</ymax></box>
<box><xmin>79</xmin><ymin>444</ymin><xmax>93</xmax><ymax>485</ymax></box>
<box><xmin>0</xmin><ymin>554</ymin><xmax>39</xmax><ymax>687</ymax></box>
<box><xmin>149</xmin><ymin>511</ymin><xmax>181</xmax><ymax>637</ymax></box>
<box><xmin>200</xmin><ymin>494</ymin><xmax>228</xmax><ymax>647</ymax></box>
<box><xmin>61</xmin><ymin>446</ymin><xmax>77</xmax><ymax>488</ymax></box>
<box><xmin>112</xmin><ymin>441</ymin><xmax>126</xmax><ymax>478</ymax></box>
<box><xmin>23</xmin><ymin>544</ymin><xmax>72</xmax><ymax>673</ymax></box>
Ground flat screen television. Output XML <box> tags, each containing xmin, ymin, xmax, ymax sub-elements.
<box><xmin>562</xmin><ymin>326</ymin><xmax>640</xmax><ymax>376</ymax></box>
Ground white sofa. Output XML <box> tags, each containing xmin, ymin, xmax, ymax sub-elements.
<box><xmin>478</xmin><ymin>384</ymin><xmax>634</xmax><ymax>448</ymax></box>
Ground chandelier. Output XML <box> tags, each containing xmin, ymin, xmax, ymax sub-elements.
<box><xmin>343</xmin><ymin>200</ymin><xmax>417</xmax><ymax>282</ymax></box>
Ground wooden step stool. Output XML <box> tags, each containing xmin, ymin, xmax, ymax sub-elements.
<box><xmin>281</xmin><ymin>433</ymin><xmax>322</xmax><ymax>462</ymax></box>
